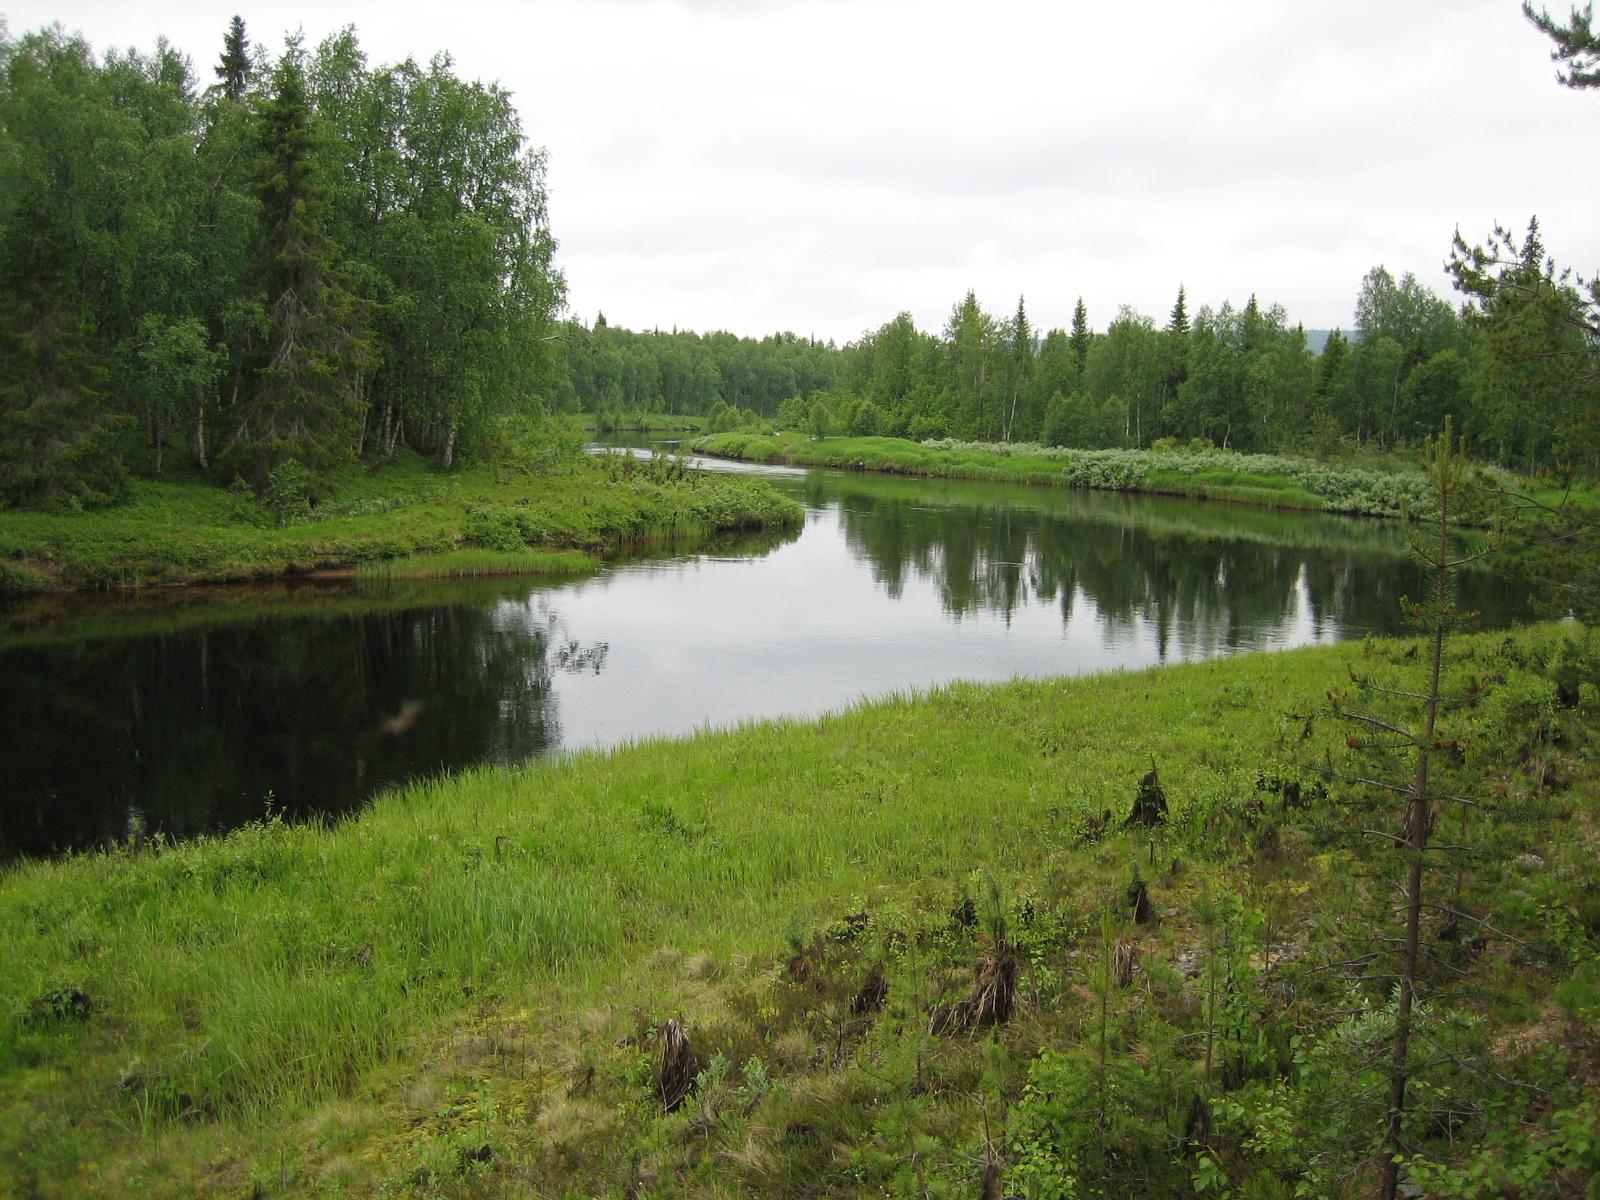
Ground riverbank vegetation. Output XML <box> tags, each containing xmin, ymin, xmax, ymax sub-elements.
<box><xmin>1</xmin><ymin>622</ymin><xmax>1595</xmax><ymax>1196</ymax></box>
<box><xmin>0</xmin><ymin>448</ymin><xmax>801</xmax><ymax>595</ymax></box>
<box><xmin>554</xmin><ymin>245</ymin><xmax>1598</xmax><ymax>480</ymax></box>
<box><xmin>693</xmin><ymin>431</ymin><xmax>1528</xmax><ymax>520</ymax></box>
<box><xmin>350</xmin><ymin>548</ymin><xmax>597</xmax><ymax>583</ymax></box>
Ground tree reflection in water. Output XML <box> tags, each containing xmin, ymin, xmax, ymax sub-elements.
<box><xmin>1</xmin><ymin>471</ymin><xmax>1527</xmax><ymax>860</ymax></box>
<box><xmin>817</xmin><ymin>473</ymin><xmax>1518</xmax><ymax>663</ymax></box>
<box><xmin>0</xmin><ymin>589</ymin><xmax>605</xmax><ymax>858</ymax></box>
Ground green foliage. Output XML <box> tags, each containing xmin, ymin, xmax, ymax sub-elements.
<box><xmin>1397</xmin><ymin>1100</ymin><xmax>1600</xmax><ymax>1199</ymax></box>
<box><xmin>470</xmin><ymin>411</ymin><xmax>583</xmax><ymax>481</ymax></box>
<box><xmin>1006</xmin><ymin>1041</ymin><xmax>1185</xmax><ymax>1195</ymax></box>
<box><xmin>807</xmin><ymin>395</ymin><xmax>835</xmax><ymax>440</ymax></box>
<box><xmin>222</xmin><ymin>51</ymin><xmax>373</xmax><ymax>490</ymax></box>
<box><xmin>697</xmin><ymin>432</ymin><xmax>1466</xmax><ymax>521</ymax></box>
<box><xmin>0</xmin><ymin>625</ymin><xmax>1594</xmax><ymax>1194</ymax></box>
<box><xmin>0</xmin><ymin>451</ymin><xmax>801</xmax><ymax>590</ymax></box>
<box><xmin>214</xmin><ymin>15</ymin><xmax>250</xmax><ymax>101</ymax></box>
<box><xmin>261</xmin><ymin>458</ymin><xmax>314</xmax><ymax>526</ymax></box>
<box><xmin>706</xmin><ymin>400</ymin><xmax>741</xmax><ymax>433</ymax></box>
<box><xmin>0</xmin><ymin>558</ymin><xmax>48</xmax><ymax>596</ymax></box>
<box><xmin>1449</xmin><ymin>217</ymin><xmax>1599</xmax><ymax>475</ymax></box>
<box><xmin>352</xmin><ymin>547</ymin><xmax>594</xmax><ymax>582</ymax></box>
<box><xmin>0</xmin><ymin>18</ymin><xmax>566</xmax><ymax>505</ymax></box>
<box><xmin>1525</xmin><ymin>2</ymin><xmax>1600</xmax><ymax>92</ymax></box>
<box><xmin>4</xmin><ymin>5</ymin><xmax>1594</xmax><ymax>511</ymax></box>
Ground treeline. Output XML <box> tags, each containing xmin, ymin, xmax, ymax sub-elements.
<box><xmin>558</xmin><ymin>317</ymin><xmax>839</xmax><ymax>421</ymax></box>
<box><xmin>6</xmin><ymin>20</ymin><xmax>1596</xmax><ymax>516</ymax></box>
<box><xmin>0</xmin><ymin>18</ymin><xmax>562</xmax><ymax>509</ymax></box>
<box><xmin>558</xmin><ymin>228</ymin><xmax>1598</xmax><ymax>476</ymax></box>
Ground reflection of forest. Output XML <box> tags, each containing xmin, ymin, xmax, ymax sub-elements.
<box><xmin>823</xmin><ymin>478</ymin><xmax>1523</xmax><ymax>658</ymax></box>
<box><xmin>0</xmin><ymin>600</ymin><xmax>600</xmax><ymax>859</ymax></box>
<box><xmin>2</xmin><ymin>474</ymin><xmax>1530</xmax><ymax>860</ymax></box>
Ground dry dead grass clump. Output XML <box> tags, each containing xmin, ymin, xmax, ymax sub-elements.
<box><xmin>932</xmin><ymin>936</ymin><xmax>1018</xmax><ymax>1034</ymax></box>
<box><xmin>771</xmin><ymin>1028</ymin><xmax>816</xmax><ymax>1071</ymax></box>
<box><xmin>656</xmin><ymin>1018</ymin><xmax>697</xmax><ymax>1113</ymax></box>
<box><xmin>1125</xmin><ymin>763</ymin><xmax>1169</xmax><ymax>827</ymax></box>
<box><xmin>850</xmin><ymin>962</ymin><xmax>888</xmax><ymax>1016</ymax></box>
<box><xmin>1113</xmin><ymin>937</ymin><xmax>1139</xmax><ymax>988</ymax></box>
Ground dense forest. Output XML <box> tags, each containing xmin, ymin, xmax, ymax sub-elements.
<box><xmin>561</xmin><ymin>249</ymin><xmax>1599</xmax><ymax>477</ymax></box>
<box><xmin>1</xmin><ymin>14</ymin><xmax>1597</xmax><ymax>518</ymax></box>
<box><xmin>0</xmin><ymin>19</ymin><xmax>563</xmax><ymax>509</ymax></box>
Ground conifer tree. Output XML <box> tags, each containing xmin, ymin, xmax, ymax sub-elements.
<box><xmin>1313</xmin><ymin>330</ymin><xmax>1347</xmax><ymax>400</ymax></box>
<box><xmin>1160</xmin><ymin>285</ymin><xmax>1191</xmax><ymax>430</ymax></box>
<box><xmin>1524</xmin><ymin>1</ymin><xmax>1600</xmax><ymax>89</ymax></box>
<box><xmin>1325</xmin><ymin>420</ymin><xmax>1490</xmax><ymax>1196</ymax></box>
<box><xmin>220</xmin><ymin>49</ymin><xmax>370</xmax><ymax>489</ymax></box>
<box><xmin>1166</xmin><ymin>285</ymin><xmax>1189</xmax><ymax>338</ymax></box>
<box><xmin>0</xmin><ymin>288</ymin><xmax>130</xmax><ymax>508</ymax></box>
<box><xmin>1068</xmin><ymin>297</ymin><xmax>1090</xmax><ymax>375</ymax></box>
<box><xmin>215</xmin><ymin>16</ymin><xmax>250</xmax><ymax>102</ymax></box>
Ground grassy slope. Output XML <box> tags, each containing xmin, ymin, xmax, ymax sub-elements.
<box><xmin>1</xmin><ymin>625</ymin><xmax>1595</xmax><ymax>1197</ymax></box>
<box><xmin>693</xmin><ymin>432</ymin><xmax>1596</xmax><ymax>521</ymax></box>
<box><xmin>0</xmin><ymin>450</ymin><xmax>802</xmax><ymax>595</ymax></box>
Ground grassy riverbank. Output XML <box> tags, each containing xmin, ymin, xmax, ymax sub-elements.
<box><xmin>694</xmin><ymin>432</ymin><xmax>1591</xmax><ymax>520</ymax></box>
<box><xmin>2</xmin><ymin>624</ymin><xmax>1595</xmax><ymax>1197</ymax></box>
<box><xmin>0</xmin><ymin>450</ymin><xmax>802</xmax><ymax>596</ymax></box>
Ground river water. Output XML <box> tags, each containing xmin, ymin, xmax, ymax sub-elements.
<box><xmin>0</xmin><ymin>450</ymin><xmax>1531</xmax><ymax>858</ymax></box>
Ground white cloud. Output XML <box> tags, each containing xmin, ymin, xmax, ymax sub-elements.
<box><xmin>14</xmin><ymin>0</ymin><xmax>1599</xmax><ymax>341</ymax></box>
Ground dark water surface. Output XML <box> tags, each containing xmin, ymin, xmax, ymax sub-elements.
<box><xmin>0</xmin><ymin>453</ymin><xmax>1532</xmax><ymax>858</ymax></box>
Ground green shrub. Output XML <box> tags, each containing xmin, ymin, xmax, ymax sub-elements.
<box><xmin>0</xmin><ymin>558</ymin><xmax>46</xmax><ymax>596</ymax></box>
<box><xmin>463</xmin><ymin>506</ymin><xmax>535</xmax><ymax>551</ymax></box>
<box><xmin>472</xmin><ymin>412</ymin><xmax>583</xmax><ymax>481</ymax></box>
<box><xmin>263</xmin><ymin>460</ymin><xmax>314</xmax><ymax>526</ymax></box>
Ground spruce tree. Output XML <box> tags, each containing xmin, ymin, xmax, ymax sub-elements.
<box><xmin>1524</xmin><ymin>1</ymin><xmax>1600</xmax><ymax>89</ymax></box>
<box><xmin>1323</xmin><ymin>420</ymin><xmax>1491</xmax><ymax>1195</ymax></box>
<box><xmin>1313</xmin><ymin>329</ymin><xmax>1348</xmax><ymax>400</ymax></box>
<box><xmin>215</xmin><ymin>16</ymin><xmax>250</xmax><ymax>102</ymax></box>
<box><xmin>1166</xmin><ymin>285</ymin><xmax>1189</xmax><ymax>337</ymax></box>
<box><xmin>1069</xmin><ymin>297</ymin><xmax>1091</xmax><ymax>375</ymax></box>
<box><xmin>221</xmin><ymin>50</ymin><xmax>369</xmax><ymax>490</ymax></box>
<box><xmin>1162</xmin><ymin>286</ymin><xmax>1191</xmax><ymax>431</ymax></box>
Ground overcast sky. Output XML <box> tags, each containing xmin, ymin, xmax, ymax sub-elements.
<box><xmin>6</xmin><ymin>0</ymin><xmax>1598</xmax><ymax>343</ymax></box>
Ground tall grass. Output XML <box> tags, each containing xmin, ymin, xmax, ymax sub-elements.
<box><xmin>352</xmin><ymin>548</ymin><xmax>597</xmax><ymax>582</ymax></box>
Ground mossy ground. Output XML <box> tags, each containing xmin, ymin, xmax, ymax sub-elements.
<box><xmin>0</xmin><ymin>449</ymin><xmax>802</xmax><ymax>596</ymax></box>
<box><xmin>1</xmin><ymin>625</ymin><xmax>1596</xmax><ymax>1196</ymax></box>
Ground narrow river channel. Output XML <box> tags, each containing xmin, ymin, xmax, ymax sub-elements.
<box><xmin>0</xmin><ymin>449</ymin><xmax>1532</xmax><ymax>858</ymax></box>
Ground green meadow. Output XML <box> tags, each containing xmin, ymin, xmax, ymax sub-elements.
<box><xmin>2</xmin><ymin>623</ymin><xmax>1595</xmax><ymax>1197</ymax></box>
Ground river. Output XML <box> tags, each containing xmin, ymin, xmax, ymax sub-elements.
<box><xmin>0</xmin><ymin>448</ymin><xmax>1531</xmax><ymax>858</ymax></box>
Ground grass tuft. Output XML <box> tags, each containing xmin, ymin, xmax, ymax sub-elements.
<box><xmin>353</xmin><ymin>548</ymin><xmax>598</xmax><ymax>582</ymax></box>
